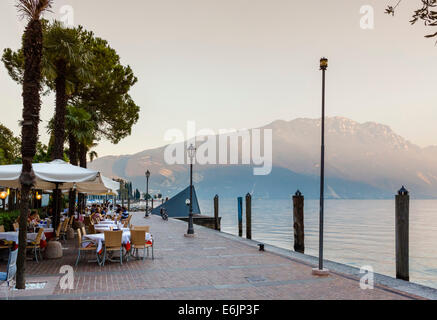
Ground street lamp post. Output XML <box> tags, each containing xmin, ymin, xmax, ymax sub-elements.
<box><xmin>185</xmin><ymin>144</ymin><xmax>196</xmax><ymax>237</ymax></box>
<box><xmin>145</xmin><ymin>170</ymin><xmax>150</xmax><ymax>218</ymax></box>
<box><xmin>313</xmin><ymin>57</ymin><xmax>330</xmax><ymax>276</ymax></box>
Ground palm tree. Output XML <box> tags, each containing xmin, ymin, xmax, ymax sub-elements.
<box><xmin>15</xmin><ymin>0</ymin><xmax>53</xmax><ymax>290</ymax></box>
<box><xmin>89</xmin><ymin>150</ymin><xmax>98</xmax><ymax>162</ymax></box>
<box><xmin>43</xmin><ymin>21</ymin><xmax>91</xmax><ymax>160</ymax></box>
<box><xmin>64</xmin><ymin>106</ymin><xmax>94</xmax><ymax>216</ymax></box>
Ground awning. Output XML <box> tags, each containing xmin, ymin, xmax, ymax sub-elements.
<box><xmin>75</xmin><ymin>175</ymin><xmax>120</xmax><ymax>195</ymax></box>
<box><xmin>0</xmin><ymin>159</ymin><xmax>100</xmax><ymax>190</ymax></box>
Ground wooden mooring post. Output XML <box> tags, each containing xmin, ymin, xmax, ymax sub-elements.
<box><xmin>246</xmin><ymin>193</ymin><xmax>252</xmax><ymax>240</ymax></box>
<box><xmin>214</xmin><ymin>195</ymin><xmax>219</xmax><ymax>231</ymax></box>
<box><xmin>293</xmin><ymin>190</ymin><xmax>305</xmax><ymax>253</ymax></box>
<box><xmin>396</xmin><ymin>186</ymin><xmax>409</xmax><ymax>281</ymax></box>
<box><xmin>238</xmin><ymin>197</ymin><xmax>243</xmax><ymax>237</ymax></box>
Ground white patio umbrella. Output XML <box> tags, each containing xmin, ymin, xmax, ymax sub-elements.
<box><xmin>0</xmin><ymin>159</ymin><xmax>101</xmax><ymax>190</ymax></box>
<box><xmin>75</xmin><ymin>175</ymin><xmax>120</xmax><ymax>195</ymax></box>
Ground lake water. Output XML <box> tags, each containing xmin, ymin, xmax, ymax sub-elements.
<box><xmin>198</xmin><ymin>199</ymin><xmax>437</xmax><ymax>289</ymax></box>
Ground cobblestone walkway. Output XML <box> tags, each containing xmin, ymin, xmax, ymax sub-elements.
<box><xmin>0</xmin><ymin>213</ymin><xmax>424</xmax><ymax>300</ymax></box>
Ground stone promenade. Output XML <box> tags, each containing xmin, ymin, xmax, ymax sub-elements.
<box><xmin>0</xmin><ymin>212</ymin><xmax>435</xmax><ymax>300</ymax></box>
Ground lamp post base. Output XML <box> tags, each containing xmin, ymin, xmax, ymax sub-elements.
<box><xmin>184</xmin><ymin>233</ymin><xmax>196</xmax><ymax>238</ymax></box>
<box><xmin>312</xmin><ymin>268</ymin><xmax>330</xmax><ymax>276</ymax></box>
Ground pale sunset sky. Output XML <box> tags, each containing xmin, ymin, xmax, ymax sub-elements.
<box><xmin>0</xmin><ymin>0</ymin><xmax>436</xmax><ymax>157</ymax></box>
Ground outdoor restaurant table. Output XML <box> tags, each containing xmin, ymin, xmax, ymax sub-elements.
<box><xmin>83</xmin><ymin>230</ymin><xmax>152</xmax><ymax>254</ymax></box>
<box><xmin>96</xmin><ymin>221</ymin><xmax>117</xmax><ymax>225</ymax></box>
<box><xmin>94</xmin><ymin>224</ymin><xmax>123</xmax><ymax>232</ymax></box>
<box><xmin>0</xmin><ymin>231</ymin><xmax>47</xmax><ymax>244</ymax></box>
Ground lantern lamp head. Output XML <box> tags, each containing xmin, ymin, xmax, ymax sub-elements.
<box><xmin>320</xmin><ymin>57</ymin><xmax>328</xmax><ymax>70</ymax></box>
<box><xmin>145</xmin><ymin>170</ymin><xmax>150</xmax><ymax>178</ymax></box>
<box><xmin>185</xmin><ymin>199</ymin><xmax>191</xmax><ymax>206</ymax></box>
<box><xmin>187</xmin><ymin>144</ymin><xmax>196</xmax><ymax>161</ymax></box>
<box><xmin>398</xmin><ymin>186</ymin><xmax>409</xmax><ymax>196</ymax></box>
<box><xmin>0</xmin><ymin>191</ymin><xmax>7</xmax><ymax>200</ymax></box>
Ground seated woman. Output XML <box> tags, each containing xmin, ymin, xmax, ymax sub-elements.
<box><xmin>27</xmin><ymin>211</ymin><xmax>41</xmax><ymax>231</ymax></box>
<box><xmin>90</xmin><ymin>209</ymin><xmax>102</xmax><ymax>224</ymax></box>
<box><xmin>27</xmin><ymin>210</ymin><xmax>40</xmax><ymax>224</ymax></box>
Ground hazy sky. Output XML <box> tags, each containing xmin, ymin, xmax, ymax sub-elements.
<box><xmin>1</xmin><ymin>0</ymin><xmax>436</xmax><ymax>157</ymax></box>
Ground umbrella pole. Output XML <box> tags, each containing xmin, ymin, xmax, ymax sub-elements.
<box><xmin>54</xmin><ymin>183</ymin><xmax>60</xmax><ymax>231</ymax></box>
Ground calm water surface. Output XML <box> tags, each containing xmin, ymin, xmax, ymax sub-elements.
<box><xmin>199</xmin><ymin>199</ymin><xmax>437</xmax><ymax>289</ymax></box>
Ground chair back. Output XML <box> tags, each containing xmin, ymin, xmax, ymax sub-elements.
<box><xmin>130</xmin><ymin>230</ymin><xmax>146</xmax><ymax>247</ymax></box>
<box><xmin>13</xmin><ymin>223</ymin><xmax>19</xmax><ymax>232</ymax></box>
<box><xmin>0</xmin><ymin>225</ymin><xmax>4</xmax><ymax>232</ymax></box>
<box><xmin>35</xmin><ymin>228</ymin><xmax>44</xmax><ymax>244</ymax></box>
<box><xmin>6</xmin><ymin>247</ymin><xmax>18</xmax><ymax>282</ymax></box>
<box><xmin>55</xmin><ymin>222</ymin><xmax>62</xmax><ymax>238</ymax></box>
<box><xmin>62</xmin><ymin>218</ymin><xmax>70</xmax><ymax>232</ymax></box>
<box><xmin>81</xmin><ymin>226</ymin><xmax>86</xmax><ymax>236</ymax></box>
<box><xmin>84</xmin><ymin>216</ymin><xmax>92</xmax><ymax>226</ymax></box>
<box><xmin>132</xmin><ymin>226</ymin><xmax>150</xmax><ymax>233</ymax></box>
<box><xmin>104</xmin><ymin>231</ymin><xmax>122</xmax><ymax>249</ymax></box>
<box><xmin>77</xmin><ymin>228</ymin><xmax>82</xmax><ymax>247</ymax></box>
<box><xmin>88</xmin><ymin>224</ymin><xmax>96</xmax><ymax>234</ymax></box>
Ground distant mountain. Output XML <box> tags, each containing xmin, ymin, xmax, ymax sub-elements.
<box><xmin>88</xmin><ymin>117</ymin><xmax>437</xmax><ymax>199</ymax></box>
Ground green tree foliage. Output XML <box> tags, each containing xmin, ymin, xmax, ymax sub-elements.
<box><xmin>43</xmin><ymin>21</ymin><xmax>92</xmax><ymax>160</ymax></box>
<box><xmin>73</xmin><ymin>27</ymin><xmax>140</xmax><ymax>145</ymax></box>
<box><xmin>0</xmin><ymin>123</ymin><xmax>55</xmax><ymax>164</ymax></box>
<box><xmin>0</xmin><ymin>124</ymin><xmax>21</xmax><ymax>165</ymax></box>
<box><xmin>135</xmin><ymin>189</ymin><xmax>141</xmax><ymax>200</ymax></box>
<box><xmin>2</xmin><ymin>21</ymin><xmax>140</xmax><ymax>165</ymax></box>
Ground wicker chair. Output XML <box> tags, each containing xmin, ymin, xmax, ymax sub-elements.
<box><xmin>102</xmin><ymin>231</ymin><xmax>123</xmax><ymax>266</ymax></box>
<box><xmin>0</xmin><ymin>225</ymin><xmax>5</xmax><ymax>232</ymax></box>
<box><xmin>129</xmin><ymin>226</ymin><xmax>153</xmax><ymax>259</ymax></box>
<box><xmin>59</xmin><ymin>218</ymin><xmax>69</xmax><ymax>241</ymax></box>
<box><xmin>131</xmin><ymin>225</ymin><xmax>150</xmax><ymax>233</ymax></box>
<box><xmin>88</xmin><ymin>224</ymin><xmax>96</xmax><ymax>235</ymax></box>
<box><xmin>54</xmin><ymin>222</ymin><xmax>62</xmax><ymax>241</ymax></box>
<box><xmin>26</xmin><ymin>228</ymin><xmax>44</xmax><ymax>263</ymax></box>
<box><xmin>130</xmin><ymin>230</ymin><xmax>151</xmax><ymax>261</ymax></box>
<box><xmin>75</xmin><ymin>228</ymin><xmax>99</xmax><ymax>266</ymax></box>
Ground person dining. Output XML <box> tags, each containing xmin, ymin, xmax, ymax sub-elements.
<box><xmin>91</xmin><ymin>208</ymin><xmax>102</xmax><ymax>224</ymax></box>
<box><xmin>28</xmin><ymin>210</ymin><xmax>41</xmax><ymax>224</ymax></box>
<box><xmin>120</xmin><ymin>207</ymin><xmax>129</xmax><ymax>221</ymax></box>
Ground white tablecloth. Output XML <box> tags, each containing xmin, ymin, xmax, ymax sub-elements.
<box><xmin>83</xmin><ymin>231</ymin><xmax>152</xmax><ymax>253</ymax></box>
<box><xmin>0</xmin><ymin>231</ymin><xmax>46</xmax><ymax>244</ymax></box>
<box><xmin>96</xmin><ymin>220</ymin><xmax>116</xmax><ymax>225</ymax></box>
<box><xmin>94</xmin><ymin>226</ymin><xmax>128</xmax><ymax>233</ymax></box>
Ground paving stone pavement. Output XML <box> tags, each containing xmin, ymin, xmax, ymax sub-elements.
<box><xmin>0</xmin><ymin>212</ymin><xmax>426</xmax><ymax>300</ymax></box>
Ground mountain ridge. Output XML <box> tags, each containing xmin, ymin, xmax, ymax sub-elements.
<box><xmin>88</xmin><ymin>117</ymin><xmax>437</xmax><ymax>199</ymax></box>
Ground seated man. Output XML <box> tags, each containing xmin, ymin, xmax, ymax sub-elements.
<box><xmin>120</xmin><ymin>207</ymin><xmax>129</xmax><ymax>220</ymax></box>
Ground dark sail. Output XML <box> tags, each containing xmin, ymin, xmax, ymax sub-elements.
<box><xmin>152</xmin><ymin>186</ymin><xmax>201</xmax><ymax>218</ymax></box>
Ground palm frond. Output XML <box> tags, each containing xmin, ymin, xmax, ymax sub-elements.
<box><xmin>16</xmin><ymin>0</ymin><xmax>53</xmax><ymax>21</ymax></box>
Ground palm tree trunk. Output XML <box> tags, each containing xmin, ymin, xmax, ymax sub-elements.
<box><xmin>68</xmin><ymin>134</ymin><xmax>78</xmax><ymax>217</ymax></box>
<box><xmin>52</xmin><ymin>60</ymin><xmax>67</xmax><ymax>160</ymax></box>
<box><xmin>51</xmin><ymin>60</ymin><xmax>67</xmax><ymax>229</ymax></box>
<box><xmin>8</xmin><ymin>189</ymin><xmax>16</xmax><ymax>211</ymax></box>
<box><xmin>17</xmin><ymin>18</ymin><xmax>44</xmax><ymax>290</ymax></box>
<box><xmin>78</xmin><ymin>143</ymin><xmax>87</xmax><ymax>214</ymax></box>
